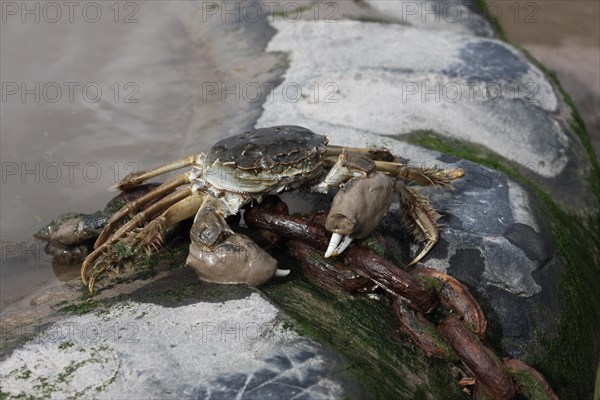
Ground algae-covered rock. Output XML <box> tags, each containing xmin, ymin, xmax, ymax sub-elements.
<box><xmin>0</xmin><ymin>284</ymin><xmax>363</xmax><ymax>399</ymax></box>
<box><xmin>257</xmin><ymin>5</ymin><xmax>600</xmax><ymax>399</ymax></box>
<box><xmin>3</xmin><ymin>1</ymin><xmax>599</xmax><ymax>399</ymax></box>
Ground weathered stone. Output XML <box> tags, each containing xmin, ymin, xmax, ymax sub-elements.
<box><xmin>3</xmin><ymin>1</ymin><xmax>598</xmax><ymax>399</ymax></box>
<box><xmin>0</xmin><ymin>291</ymin><xmax>355</xmax><ymax>399</ymax></box>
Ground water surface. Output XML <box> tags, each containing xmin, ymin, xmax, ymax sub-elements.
<box><xmin>0</xmin><ymin>0</ymin><xmax>283</xmax><ymax>309</ymax></box>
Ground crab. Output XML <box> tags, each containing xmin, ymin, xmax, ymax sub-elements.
<box><xmin>81</xmin><ymin>125</ymin><xmax>464</xmax><ymax>293</ymax></box>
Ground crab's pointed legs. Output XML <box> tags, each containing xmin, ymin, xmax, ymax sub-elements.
<box><xmin>85</xmin><ymin>191</ymin><xmax>205</xmax><ymax>294</ymax></box>
<box><xmin>393</xmin><ymin>182</ymin><xmax>440</xmax><ymax>267</ymax></box>
<box><xmin>373</xmin><ymin>160</ymin><xmax>462</xmax><ymax>265</ymax></box>
<box><xmin>95</xmin><ymin>172</ymin><xmax>191</xmax><ymax>248</ymax></box>
<box><xmin>112</xmin><ymin>153</ymin><xmax>204</xmax><ymax>192</ymax></box>
<box><xmin>374</xmin><ymin>161</ymin><xmax>464</xmax><ymax>188</ymax></box>
<box><xmin>82</xmin><ymin>186</ymin><xmax>193</xmax><ymax>286</ymax></box>
<box><xmin>129</xmin><ymin>193</ymin><xmax>207</xmax><ymax>252</ymax></box>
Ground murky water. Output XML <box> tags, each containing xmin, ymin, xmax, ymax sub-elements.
<box><xmin>0</xmin><ymin>0</ymin><xmax>285</xmax><ymax>308</ymax></box>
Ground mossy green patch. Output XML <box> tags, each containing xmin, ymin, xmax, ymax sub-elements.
<box><xmin>473</xmin><ymin>0</ymin><xmax>508</xmax><ymax>41</ymax></box>
<box><xmin>405</xmin><ymin>130</ymin><xmax>600</xmax><ymax>399</ymax></box>
<box><xmin>5</xmin><ymin>366</ymin><xmax>32</xmax><ymax>381</ymax></box>
<box><xmin>111</xmin><ymin>241</ymin><xmax>141</xmax><ymax>260</ymax></box>
<box><xmin>349</xmin><ymin>16</ymin><xmax>394</xmax><ymax>24</ymax></box>
<box><xmin>509</xmin><ymin>369</ymin><xmax>555</xmax><ymax>400</ymax></box>
<box><xmin>261</xmin><ymin>253</ymin><xmax>463</xmax><ymax>400</ymax></box>
<box><xmin>58</xmin><ymin>341</ymin><xmax>74</xmax><ymax>350</ymax></box>
<box><xmin>594</xmin><ymin>362</ymin><xmax>600</xmax><ymax>400</ymax></box>
<box><xmin>59</xmin><ymin>299</ymin><xmax>105</xmax><ymax>315</ymax></box>
<box><xmin>103</xmin><ymin>198</ymin><xmax>127</xmax><ymax>216</ymax></box>
<box><xmin>2</xmin><ymin>345</ymin><xmax>120</xmax><ymax>400</ymax></box>
<box><xmin>359</xmin><ymin>236</ymin><xmax>387</xmax><ymax>258</ymax></box>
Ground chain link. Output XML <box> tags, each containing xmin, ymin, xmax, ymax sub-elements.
<box><xmin>245</xmin><ymin>204</ymin><xmax>558</xmax><ymax>400</ymax></box>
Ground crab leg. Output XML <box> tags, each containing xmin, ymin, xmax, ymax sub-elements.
<box><xmin>374</xmin><ymin>161</ymin><xmax>464</xmax><ymax>188</ymax></box>
<box><xmin>129</xmin><ymin>193</ymin><xmax>206</xmax><ymax>251</ymax></box>
<box><xmin>95</xmin><ymin>171</ymin><xmax>191</xmax><ymax>247</ymax></box>
<box><xmin>393</xmin><ymin>182</ymin><xmax>440</xmax><ymax>266</ymax></box>
<box><xmin>112</xmin><ymin>153</ymin><xmax>204</xmax><ymax>191</ymax></box>
<box><xmin>86</xmin><ymin>191</ymin><xmax>205</xmax><ymax>294</ymax></box>
<box><xmin>82</xmin><ymin>186</ymin><xmax>193</xmax><ymax>285</ymax></box>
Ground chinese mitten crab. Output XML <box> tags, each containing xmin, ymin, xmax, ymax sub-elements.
<box><xmin>81</xmin><ymin>126</ymin><xmax>464</xmax><ymax>293</ymax></box>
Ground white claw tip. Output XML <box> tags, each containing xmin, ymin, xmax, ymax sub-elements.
<box><xmin>325</xmin><ymin>233</ymin><xmax>343</xmax><ymax>257</ymax></box>
<box><xmin>275</xmin><ymin>269</ymin><xmax>290</xmax><ymax>277</ymax></box>
<box><xmin>331</xmin><ymin>235</ymin><xmax>354</xmax><ymax>257</ymax></box>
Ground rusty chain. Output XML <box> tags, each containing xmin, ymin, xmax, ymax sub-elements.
<box><xmin>244</xmin><ymin>203</ymin><xmax>558</xmax><ymax>400</ymax></box>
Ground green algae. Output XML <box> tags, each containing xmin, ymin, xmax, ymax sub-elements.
<box><xmin>59</xmin><ymin>299</ymin><xmax>105</xmax><ymax>315</ymax></box>
<box><xmin>509</xmin><ymin>368</ymin><xmax>556</xmax><ymax>400</ymax></box>
<box><xmin>1</xmin><ymin>345</ymin><xmax>120</xmax><ymax>400</ymax></box>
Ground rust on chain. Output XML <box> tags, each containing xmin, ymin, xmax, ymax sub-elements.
<box><xmin>245</xmin><ymin>207</ymin><xmax>330</xmax><ymax>250</ymax></box>
<box><xmin>289</xmin><ymin>239</ymin><xmax>371</xmax><ymax>293</ymax></box>
<box><xmin>440</xmin><ymin>314</ymin><xmax>517</xmax><ymax>400</ymax></box>
<box><xmin>246</xmin><ymin>207</ymin><xmax>438</xmax><ymax>314</ymax></box>
<box><xmin>412</xmin><ymin>268</ymin><xmax>487</xmax><ymax>339</ymax></box>
<box><xmin>246</xmin><ymin>202</ymin><xmax>557</xmax><ymax>399</ymax></box>
<box><xmin>344</xmin><ymin>247</ymin><xmax>437</xmax><ymax>314</ymax></box>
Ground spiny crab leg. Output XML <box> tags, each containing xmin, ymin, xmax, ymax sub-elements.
<box><xmin>95</xmin><ymin>171</ymin><xmax>191</xmax><ymax>248</ymax></box>
<box><xmin>394</xmin><ymin>182</ymin><xmax>440</xmax><ymax>267</ymax></box>
<box><xmin>82</xmin><ymin>187</ymin><xmax>193</xmax><ymax>286</ymax></box>
<box><xmin>112</xmin><ymin>153</ymin><xmax>204</xmax><ymax>191</ymax></box>
<box><xmin>375</xmin><ymin>161</ymin><xmax>465</xmax><ymax>188</ymax></box>
<box><xmin>86</xmin><ymin>191</ymin><xmax>205</xmax><ymax>294</ymax></box>
<box><xmin>129</xmin><ymin>193</ymin><xmax>207</xmax><ymax>251</ymax></box>
<box><xmin>87</xmin><ymin>262</ymin><xmax>111</xmax><ymax>295</ymax></box>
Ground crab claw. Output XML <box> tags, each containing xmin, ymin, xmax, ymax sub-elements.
<box><xmin>325</xmin><ymin>172</ymin><xmax>393</xmax><ymax>257</ymax></box>
<box><xmin>187</xmin><ymin>233</ymin><xmax>278</xmax><ymax>286</ymax></box>
<box><xmin>187</xmin><ymin>203</ymin><xmax>280</xmax><ymax>286</ymax></box>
